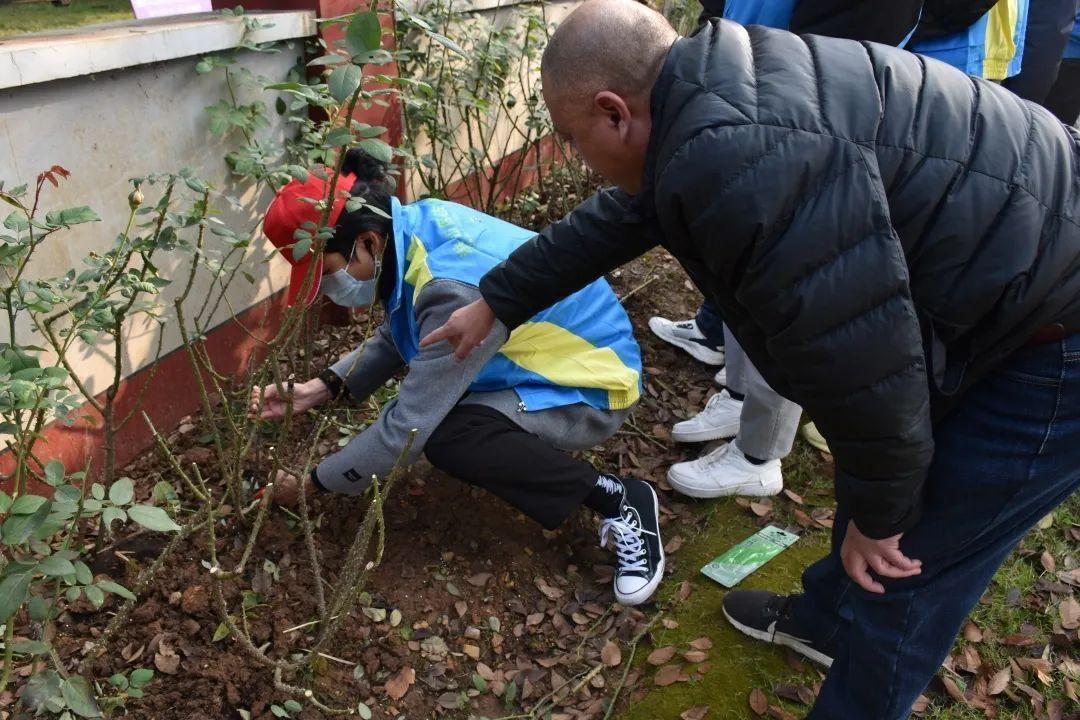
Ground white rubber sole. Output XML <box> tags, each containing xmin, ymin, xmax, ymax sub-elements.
<box><xmin>670</xmin><ymin>421</ymin><xmax>740</xmax><ymax>443</ymax></box>
<box><xmin>666</xmin><ymin>468</ymin><xmax>783</xmax><ymax>499</ymax></box>
<box><xmin>648</xmin><ymin>319</ymin><xmax>725</xmax><ymax>366</ymax></box>
<box><xmin>722</xmin><ymin>605</ymin><xmax>834</xmax><ymax>668</ymax></box>
<box><xmin>614</xmin><ymin>483</ymin><xmax>666</xmax><ymax>607</ymax></box>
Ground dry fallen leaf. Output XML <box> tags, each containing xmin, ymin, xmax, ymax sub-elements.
<box><xmin>385</xmin><ymin>666</ymin><xmax>415</xmax><ymax>701</ymax></box>
<box><xmin>941</xmin><ymin>676</ymin><xmax>967</xmax><ymax>703</ymax></box>
<box><xmin>680</xmin><ymin>706</ymin><xmax>709</xmax><ymax>720</ymax></box>
<box><xmin>963</xmin><ymin>621</ymin><xmax>983</xmax><ymax>643</ymax></box>
<box><xmin>654</xmin><ymin>664</ymin><xmax>682</xmax><ymax>687</ymax></box>
<box><xmin>748</xmin><ymin>688</ymin><xmax>768</xmax><ymax>715</ymax></box>
<box><xmin>466</xmin><ymin>572</ymin><xmax>493</xmax><ymax>587</ymax></box>
<box><xmin>601</xmin><ymin>640</ymin><xmax>622</xmax><ymax>667</ymax></box>
<box><xmin>910</xmin><ymin>695</ymin><xmax>930</xmax><ymax>713</ymax></box>
<box><xmin>1040</xmin><ymin>550</ymin><xmax>1056</xmax><ymax>573</ymax></box>
<box><xmin>683</xmin><ymin>650</ymin><xmax>708</xmax><ymax>663</ymax></box>
<box><xmin>988</xmin><ymin>666</ymin><xmax>1011</xmax><ymax>695</ymax></box>
<box><xmin>767</xmin><ymin>705</ymin><xmax>797</xmax><ymax>720</ymax></box>
<box><xmin>664</xmin><ymin>535</ymin><xmax>684</xmax><ymax>554</ymax></box>
<box><xmin>535</xmin><ymin>577</ymin><xmax>565</xmax><ymax>601</ymax></box>
<box><xmin>675</xmin><ymin>580</ymin><xmax>693</xmax><ymax>602</ymax></box>
<box><xmin>1059</xmin><ymin>596</ymin><xmax>1079</xmax><ymax>630</ymax></box>
<box><xmin>1047</xmin><ymin>698</ymin><xmax>1065</xmax><ymax>720</ymax></box>
<box><xmin>688</xmin><ymin>636</ymin><xmax>713</xmax><ymax>651</ymax></box>
<box><xmin>647</xmin><ymin>646</ymin><xmax>677</xmax><ymax>666</ymax></box>
<box><xmin>749</xmin><ymin>500</ymin><xmax>773</xmax><ymax>517</ymax></box>
<box><xmin>782</xmin><ymin>489</ymin><xmax>804</xmax><ymax>505</ymax></box>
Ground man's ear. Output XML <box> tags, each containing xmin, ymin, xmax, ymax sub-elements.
<box><xmin>593</xmin><ymin>91</ymin><xmax>633</xmax><ymax>141</ymax></box>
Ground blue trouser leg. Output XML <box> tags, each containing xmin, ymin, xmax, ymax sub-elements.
<box><xmin>694</xmin><ymin>300</ymin><xmax>726</xmax><ymax>348</ymax></box>
<box><xmin>801</xmin><ymin>336</ymin><xmax>1080</xmax><ymax>720</ymax></box>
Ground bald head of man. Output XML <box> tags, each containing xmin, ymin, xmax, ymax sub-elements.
<box><xmin>541</xmin><ymin>0</ymin><xmax>679</xmax><ymax>193</ymax></box>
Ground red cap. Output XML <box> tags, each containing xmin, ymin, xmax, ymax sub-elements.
<box><xmin>263</xmin><ymin>171</ymin><xmax>356</xmax><ymax>306</ymax></box>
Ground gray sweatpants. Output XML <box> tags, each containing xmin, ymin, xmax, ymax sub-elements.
<box><xmin>723</xmin><ymin>325</ymin><xmax>801</xmax><ymax>461</ymax></box>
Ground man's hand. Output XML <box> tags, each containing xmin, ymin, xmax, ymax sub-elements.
<box><xmin>840</xmin><ymin>521</ymin><xmax>922</xmax><ymax>594</ymax></box>
<box><xmin>419</xmin><ymin>298</ymin><xmax>497</xmax><ymax>361</ymax></box>
<box><xmin>257</xmin><ymin>469</ymin><xmax>317</xmax><ymax>507</ymax></box>
<box><xmin>249</xmin><ymin>378</ymin><xmax>331</xmax><ymax>420</ymax></box>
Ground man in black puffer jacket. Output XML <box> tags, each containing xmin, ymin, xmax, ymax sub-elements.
<box><xmin>422</xmin><ymin>1</ymin><xmax>1080</xmax><ymax>716</ymax></box>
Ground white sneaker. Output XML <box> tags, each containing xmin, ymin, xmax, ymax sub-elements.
<box><xmin>648</xmin><ymin>317</ymin><xmax>725</xmax><ymax>366</ymax></box>
<box><xmin>667</xmin><ymin>442</ymin><xmax>783</xmax><ymax>499</ymax></box>
<box><xmin>714</xmin><ymin>367</ymin><xmax>727</xmax><ymax>387</ymax></box>
<box><xmin>671</xmin><ymin>390</ymin><xmax>741</xmax><ymax>443</ymax></box>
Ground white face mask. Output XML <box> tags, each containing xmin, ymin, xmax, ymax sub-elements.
<box><xmin>322</xmin><ymin>259</ymin><xmax>380</xmax><ymax>308</ymax></box>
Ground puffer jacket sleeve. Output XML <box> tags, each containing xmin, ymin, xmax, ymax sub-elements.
<box><xmin>479</xmin><ymin>188</ymin><xmax>660</xmax><ymax>331</ymax></box>
<box><xmin>667</xmin><ymin>123</ymin><xmax>935</xmax><ymax>539</ymax></box>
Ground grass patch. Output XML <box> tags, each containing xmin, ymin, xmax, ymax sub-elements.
<box><xmin>0</xmin><ymin>0</ymin><xmax>134</xmax><ymax>39</ymax></box>
<box><xmin>617</xmin><ymin>437</ymin><xmax>1079</xmax><ymax>720</ymax></box>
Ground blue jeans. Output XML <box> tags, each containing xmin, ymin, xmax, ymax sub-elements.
<box><xmin>695</xmin><ymin>300</ymin><xmax>726</xmax><ymax>348</ymax></box>
<box><xmin>793</xmin><ymin>335</ymin><xmax>1080</xmax><ymax>720</ymax></box>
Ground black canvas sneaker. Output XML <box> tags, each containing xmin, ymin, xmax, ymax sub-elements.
<box><xmin>599</xmin><ymin>477</ymin><xmax>665</xmax><ymax>606</ymax></box>
<box><xmin>647</xmin><ymin>317</ymin><xmax>726</xmax><ymax>366</ymax></box>
<box><xmin>722</xmin><ymin>589</ymin><xmax>836</xmax><ymax>667</ymax></box>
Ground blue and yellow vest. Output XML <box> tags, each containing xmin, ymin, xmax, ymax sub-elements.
<box><xmin>722</xmin><ymin>0</ymin><xmax>1028</xmax><ymax>80</ymax></box>
<box><xmin>384</xmin><ymin>198</ymin><xmax>643</xmax><ymax>412</ymax></box>
<box><xmin>908</xmin><ymin>0</ymin><xmax>1030</xmax><ymax>79</ymax></box>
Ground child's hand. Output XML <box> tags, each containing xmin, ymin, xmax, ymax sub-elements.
<box><xmin>257</xmin><ymin>470</ymin><xmax>317</xmax><ymax>507</ymax></box>
<box><xmin>249</xmin><ymin>379</ymin><xmax>330</xmax><ymax>419</ymax></box>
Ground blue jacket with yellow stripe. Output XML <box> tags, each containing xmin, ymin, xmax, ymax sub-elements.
<box><xmin>717</xmin><ymin>0</ymin><xmax>1029</xmax><ymax>80</ymax></box>
<box><xmin>386</xmin><ymin>197</ymin><xmax>642</xmax><ymax>413</ymax></box>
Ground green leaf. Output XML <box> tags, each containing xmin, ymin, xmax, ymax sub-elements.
<box><xmin>127</xmin><ymin>505</ymin><xmax>181</xmax><ymax>532</ymax></box>
<box><xmin>108</xmin><ymin>673</ymin><xmax>129</xmax><ymax>690</ymax></box>
<box><xmin>108</xmin><ymin>478</ymin><xmax>134</xmax><ymax>506</ymax></box>
<box><xmin>2</xmin><ymin>500</ymin><xmax>52</xmax><ymax>545</ymax></box>
<box><xmin>36</xmin><ymin>555</ymin><xmax>77</xmax><ymax>577</ymax></box>
<box><xmin>270</xmin><ymin>705</ymin><xmax>289</xmax><ymax>718</ymax></box>
<box><xmin>287</xmin><ymin>165</ymin><xmax>308</xmax><ymax>182</ymax></box>
<box><xmin>357</xmin><ymin>138</ymin><xmax>392</xmax><ymax>165</ymax></box>
<box><xmin>66</xmin><ymin>586</ymin><xmax>81</xmax><ymax>603</ymax></box>
<box><xmin>74</xmin><ymin>561</ymin><xmax>93</xmax><ymax>586</ymax></box>
<box><xmin>84</xmin><ymin>584</ymin><xmax>105</xmax><ymax>608</ymax></box>
<box><xmin>44</xmin><ymin>459</ymin><xmax>65</xmax><ymax>486</ymax></box>
<box><xmin>96</xmin><ymin>580</ymin><xmax>136</xmax><ymax>601</ymax></box>
<box><xmin>284</xmin><ymin>700</ymin><xmax>303</xmax><ymax>712</ymax></box>
<box><xmin>61</xmin><ymin>676</ymin><xmax>103</xmax><ymax>718</ymax></box>
<box><xmin>325</xmin><ymin>127</ymin><xmax>352</xmax><ymax>147</ymax></box>
<box><xmin>57</xmin><ymin>206</ymin><xmax>101</xmax><ymax>226</ymax></box>
<box><xmin>101</xmin><ymin>506</ymin><xmax>126</xmax><ymax>532</ymax></box>
<box><xmin>344</xmin><ymin>11</ymin><xmax>382</xmax><ymax>58</ymax></box>
<box><xmin>292</xmin><ymin>237</ymin><xmax>311</xmax><ymax>260</ymax></box>
<box><xmin>472</xmin><ymin>673</ymin><xmax>488</xmax><ymax>692</ymax></box>
<box><xmin>427</xmin><ymin>31</ymin><xmax>469</xmax><ymax>59</ymax></box>
<box><xmin>129</xmin><ymin>668</ymin><xmax>154</xmax><ymax>687</ymax></box>
<box><xmin>0</xmin><ymin>569</ymin><xmax>32</xmax><ymax>619</ymax></box>
<box><xmin>356</xmin><ymin>701</ymin><xmax>372</xmax><ymax>719</ymax></box>
<box><xmin>212</xmin><ymin>621</ymin><xmax>232</xmax><ymax>642</ymax></box>
<box><xmin>18</xmin><ymin>670</ymin><xmax>63</xmax><ymax>713</ymax></box>
<box><xmin>328</xmin><ymin>64</ymin><xmax>362</xmax><ymax>103</ymax></box>
<box><xmin>307</xmin><ymin>53</ymin><xmax>345</xmax><ymax>67</ymax></box>
<box><xmin>126</xmin><ymin>687</ymin><xmax>144</xmax><ymax>699</ymax></box>
<box><xmin>11</xmin><ymin>639</ymin><xmax>51</xmax><ymax>655</ymax></box>
<box><xmin>0</xmin><ymin>490</ymin><xmax>10</xmax><ymax>513</ymax></box>
<box><xmin>90</xmin><ymin>484</ymin><xmax>105</xmax><ymax>501</ymax></box>
<box><xmin>27</xmin><ymin>595</ymin><xmax>51</xmax><ymax>621</ymax></box>
<box><xmin>9</xmin><ymin>494</ymin><xmax>47</xmax><ymax>515</ymax></box>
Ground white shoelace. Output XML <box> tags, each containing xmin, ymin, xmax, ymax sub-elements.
<box><xmin>599</xmin><ymin>513</ymin><xmax>657</xmax><ymax>575</ymax></box>
<box><xmin>703</xmin><ymin>391</ymin><xmax>734</xmax><ymax>412</ymax></box>
<box><xmin>594</xmin><ymin>475</ymin><xmax>623</xmax><ymax>496</ymax></box>
<box><xmin>697</xmin><ymin>442</ymin><xmax>734</xmax><ymax>469</ymax></box>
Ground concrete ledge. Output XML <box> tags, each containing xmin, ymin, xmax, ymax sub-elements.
<box><xmin>0</xmin><ymin>10</ymin><xmax>316</xmax><ymax>90</ymax></box>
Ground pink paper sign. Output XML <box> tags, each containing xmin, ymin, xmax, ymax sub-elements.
<box><xmin>130</xmin><ymin>0</ymin><xmax>214</xmax><ymax>19</ymax></box>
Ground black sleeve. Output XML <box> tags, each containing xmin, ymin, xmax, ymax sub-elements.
<box><xmin>668</xmin><ymin>123</ymin><xmax>935</xmax><ymax>539</ymax></box>
<box><xmin>909</xmin><ymin>0</ymin><xmax>999</xmax><ymax>42</ymax></box>
<box><xmin>479</xmin><ymin>188</ymin><xmax>661</xmax><ymax>331</ymax></box>
<box><xmin>790</xmin><ymin>0</ymin><xmax>923</xmax><ymax>45</ymax></box>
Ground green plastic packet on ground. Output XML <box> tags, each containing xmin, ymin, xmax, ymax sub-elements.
<box><xmin>701</xmin><ymin>525</ymin><xmax>800</xmax><ymax>588</ymax></box>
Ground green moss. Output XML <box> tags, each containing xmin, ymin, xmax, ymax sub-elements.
<box><xmin>620</xmin><ymin>467</ymin><xmax>830</xmax><ymax>720</ymax></box>
<box><xmin>0</xmin><ymin>0</ymin><xmax>134</xmax><ymax>39</ymax></box>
